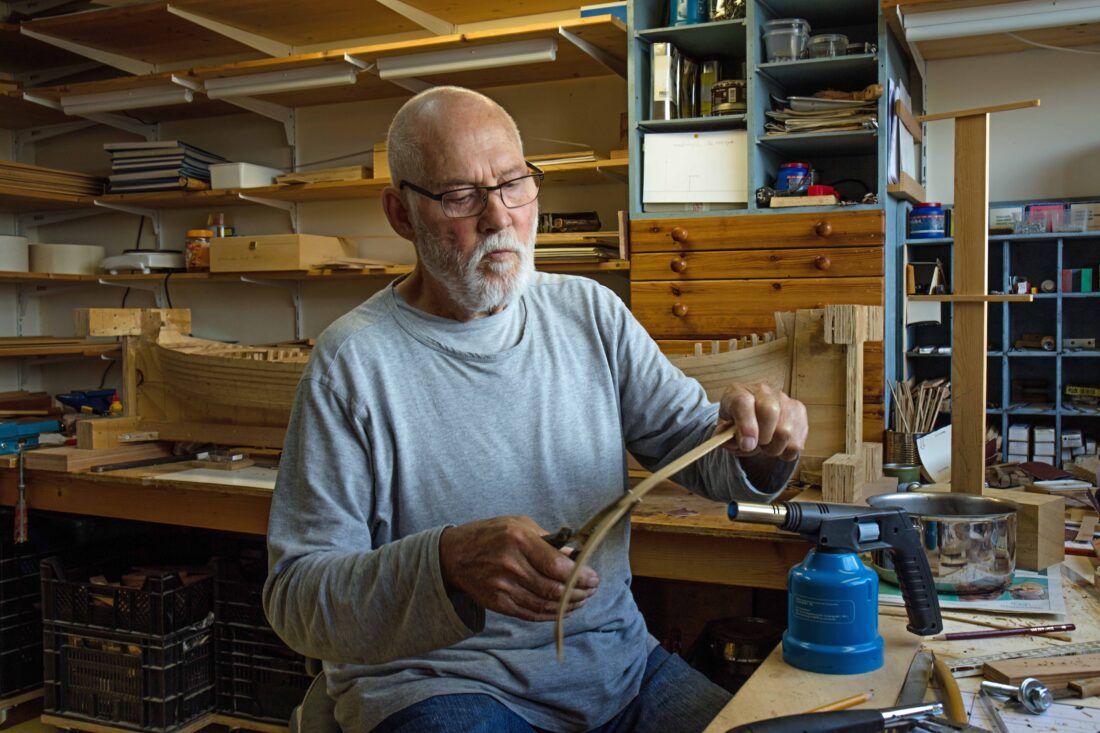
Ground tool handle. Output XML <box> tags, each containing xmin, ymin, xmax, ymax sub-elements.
<box><xmin>725</xmin><ymin>710</ymin><xmax>884</xmax><ymax>733</ymax></box>
<box><xmin>890</xmin><ymin>520</ymin><xmax>943</xmax><ymax>636</ymax></box>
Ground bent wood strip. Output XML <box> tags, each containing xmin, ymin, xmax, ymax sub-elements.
<box><xmin>554</xmin><ymin>424</ymin><xmax>737</xmax><ymax>657</ymax></box>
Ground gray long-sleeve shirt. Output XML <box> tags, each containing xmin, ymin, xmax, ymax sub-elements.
<box><xmin>264</xmin><ymin>273</ymin><xmax>795</xmax><ymax>732</ymax></box>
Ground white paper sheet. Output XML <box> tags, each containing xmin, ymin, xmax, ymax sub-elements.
<box><xmin>916</xmin><ymin>424</ymin><xmax>951</xmax><ymax>484</ymax></box>
<box><xmin>642</xmin><ymin>130</ymin><xmax>747</xmax><ymax>203</ymax></box>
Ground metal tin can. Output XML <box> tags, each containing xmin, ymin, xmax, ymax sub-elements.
<box><xmin>670</xmin><ymin>0</ymin><xmax>707</xmax><ymax>26</ymax></box>
<box><xmin>709</xmin><ymin>79</ymin><xmax>746</xmax><ymax>115</ymax></box>
<box><xmin>910</xmin><ymin>202</ymin><xmax>946</xmax><ymax>238</ymax></box>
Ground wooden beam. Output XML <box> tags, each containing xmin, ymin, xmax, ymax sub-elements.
<box><xmin>950</xmin><ymin>113</ymin><xmax>990</xmax><ymax>496</ymax></box>
<box><xmin>918</xmin><ymin>99</ymin><xmax>1039</xmax><ymax>122</ymax></box>
<box><xmin>894</xmin><ymin>99</ymin><xmax>923</xmax><ymax>143</ymax></box>
<box><xmin>887</xmin><ymin>172</ymin><xmax>927</xmax><ymax>205</ymax></box>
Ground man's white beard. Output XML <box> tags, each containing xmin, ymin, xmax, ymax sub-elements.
<box><xmin>413</xmin><ymin>213</ymin><xmax>537</xmax><ymax>315</ymax></box>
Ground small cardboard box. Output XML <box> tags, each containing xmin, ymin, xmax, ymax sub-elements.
<box><xmin>1008</xmin><ymin>423</ymin><xmax>1031</xmax><ymax>441</ymax></box>
<box><xmin>210</xmin><ymin>234</ymin><xmax>355</xmax><ymax>272</ymax></box>
<box><xmin>373</xmin><ymin>143</ymin><xmax>389</xmax><ymax>180</ymax></box>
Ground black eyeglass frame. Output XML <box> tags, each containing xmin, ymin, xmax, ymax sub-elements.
<box><xmin>398</xmin><ymin>161</ymin><xmax>545</xmax><ymax>218</ymax></box>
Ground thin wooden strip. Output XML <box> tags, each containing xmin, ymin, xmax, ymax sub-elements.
<box><xmin>555</xmin><ymin>424</ymin><xmax>737</xmax><ymax>657</ymax></box>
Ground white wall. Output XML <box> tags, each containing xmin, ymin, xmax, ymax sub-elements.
<box><xmin>925</xmin><ymin>46</ymin><xmax>1100</xmax><ymax>203</ymax></box>
<box><xmin>2</xmin><ymin>74</ymin><xmax>628</xmax><ymax>395</ymax></box>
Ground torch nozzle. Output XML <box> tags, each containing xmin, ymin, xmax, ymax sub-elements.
<box><xmin>727</xmin><ymin>501</ymin><xmax>788</xmax><ymax>526</ymax></box>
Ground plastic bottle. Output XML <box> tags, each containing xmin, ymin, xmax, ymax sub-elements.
<box><xmin>185</xmin><ymin>229</ymin><xmax>214</xmax><ymax>271</ymax></box>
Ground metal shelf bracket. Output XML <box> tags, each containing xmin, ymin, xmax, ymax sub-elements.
<box><xmin>98</xmin><ymin>277</ymin><xmax>168</xmax><ymax>308</ymax></box>
<box><xmin>238</xmin><ymin>194</ymin><xmax>298</xmax><ymax>231</ymax></box>
<box><xmin>559</xmin><ymin>27</ymin><xmax>627</xmax><ymax>79</ymax></box>
<box><xmin>165</xmin><ymin>4</ymin><xmax>294</xmax><ymax>57</ymax></box>
<box><xmin>239</xmin><ymin>276</ymin><xmax>304</xmax><ymax>340</ymax></box>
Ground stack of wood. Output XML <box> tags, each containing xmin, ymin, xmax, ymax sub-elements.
<box><xmin>0</xmin><ymin>336</ymin><xmax>121</xmax><ymax>358</ymax></box>
<box><xmin>0</xmin><ymin>160</ymin><xmax>104</xmax><ymax>196</ymax></box>
<box><xmin>986</xmin><ymin>462</ymin><xmax>1029</xmax><ymax>488</ymax></box>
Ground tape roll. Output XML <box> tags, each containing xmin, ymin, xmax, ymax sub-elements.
<box><xmin>28</xmin><ymin>243</ymin><xmax>106</xmax><ymax>275</ymax></box>
<box><xmin>0</xmin><ymin>235</ymin><xmax>30</xmax><ymax>272</ymax></box>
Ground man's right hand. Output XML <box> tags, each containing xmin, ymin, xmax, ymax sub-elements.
<box><xmin>439</xmin><ymin>516</ymin><xmax>600</xmax><ymax>622</ymax></box>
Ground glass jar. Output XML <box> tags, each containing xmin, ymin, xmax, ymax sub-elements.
<box><xmin>185</xmin><ymin>229</ymin><xmax>214</xmax><ymax>271</ymax></box>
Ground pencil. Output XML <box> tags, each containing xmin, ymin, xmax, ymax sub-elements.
<box><xmin>805</xmin><ymin>692</ymin><xmax>872</xmax><ymax>713</ymax></box>
<box><xmin>930</xmin><ymin>623</ymin><xmax>1075</xmax><ymax>641</ymax></box>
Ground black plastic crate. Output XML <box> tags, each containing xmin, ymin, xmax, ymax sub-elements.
<box><xmin>212</xmin><ymin>551</ymin><xmax>269</xmax><ymax>629</ymax></box>
<box><xmin>215</xmin><ymin>624</ymin><xmax>311</xmax><ymax>723</ymax></box>
<box><xmin>41</xmin><ymin>557</ymin><xmax>214</xmax><ymax>636</ymax></box>
<box><xmin>0</xmin><ymin>617</ymin><xmax>44</xmax><ymax>697</ymax></box>
<box><xmin>43</xmin><ymin>621</ymin><xmax>215</xmax><ymax>732</ymax></box>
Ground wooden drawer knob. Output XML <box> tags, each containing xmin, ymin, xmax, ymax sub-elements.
<box><xmin>814</xmin><ymin>255</ymin><xmax>831</xmax><ymax>271</ymax></box>
<box><xmin>670</xmin><ymin>227</ymin><xmax>689</xmax><ymax>243</ymax></box>
<box><xmin>815</xmin><ymin>220</ymin><xmax>833</xmax><ymax>237</ymax></box>
<box><xmin>672</xmin><ymin>302</ymin><xmax>689</xmax><ymax>318</ymax></box>
<box><xmin>670</xmin><ymin>257</ymin><xmax>688</xmax><ymax>273</ymax></box>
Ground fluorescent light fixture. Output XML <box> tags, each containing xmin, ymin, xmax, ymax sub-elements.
<box><xmin>904</xmin><ymin>0</ymin><xmax>1100</xmax><ymax>41</ymax></box>
<box><xmin>376</xmin><ymin>38</ymin><xmax>558</xmax><ymax>80</ymax></box>
<box><xmin>60</xmin><ymin>85</ymin><xmax>193</xmax><ymax>115</ymax></box>
<box><xmin>204</xmin><ymin>65</ymin><xmax>358</xmax><ymax>99</ymax></box>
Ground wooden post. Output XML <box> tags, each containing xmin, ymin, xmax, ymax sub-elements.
<box><xmin>951</xmin><ymin>113</ymin><xmax>990</xmax><ymax>496</ymax></box>
<box><xmin>916</xmin><ymin>100</ymin><xmax>1039</xmax><ymax>495</ymax></box>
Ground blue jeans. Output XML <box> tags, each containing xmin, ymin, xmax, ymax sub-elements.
<box><xmin>371</xmin><ymin>646</ymin><xmax>731</xmax><ymax>733</ymax></box>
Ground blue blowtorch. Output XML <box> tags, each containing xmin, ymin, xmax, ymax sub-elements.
<box><xmin>728</xmin><ymin>500</ymin><xmax>942</xmax><ymax>675</ymax></box>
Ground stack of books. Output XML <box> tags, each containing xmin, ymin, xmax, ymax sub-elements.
<box><xmin>104</xmin><ymin>140</ymin><xmax>227</xmax><ymax>193</ymax></box>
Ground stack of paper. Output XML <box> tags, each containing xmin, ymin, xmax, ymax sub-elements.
<box><xmin>104</xmin><ymin>140</ymin><xmax>228</xmax><ymax>193</ymax></box>
<box><xmin>764</xmin><ymin>102</ymin><xmax>877</xmax><ymax>136</ymax></box>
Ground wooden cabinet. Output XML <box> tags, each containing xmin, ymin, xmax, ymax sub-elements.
<box><xmin>631</xmin><ymin>209</ymin><xmax>885</xmax><ymax>439</ymax></box>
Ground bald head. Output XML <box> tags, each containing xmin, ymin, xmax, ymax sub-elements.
<box><xmin>386</xmin><ymin>86</ymin><xmax>523</xmax><ymax>193</ymax></box>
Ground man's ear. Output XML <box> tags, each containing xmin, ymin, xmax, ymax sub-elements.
<box><xmin>382</xmin><ymin>187</ymin><xmax>417</xmax><ymax>242</ymax></box>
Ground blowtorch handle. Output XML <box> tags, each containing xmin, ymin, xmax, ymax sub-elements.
<box><xmin>725</xmin><ymin>710</ymin><xmax>885</xmax><ymax>733</ymax></box>
<box><xmin>890</xmin><ymin>523</ymin><xmax>943</xmax><ymax>636</ymax></box>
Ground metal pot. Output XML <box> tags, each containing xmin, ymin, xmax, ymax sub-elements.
<box><xmin>866</xmin><ymin>493</ymin><xmax>1018</xmax><ymax>596</ymax></box>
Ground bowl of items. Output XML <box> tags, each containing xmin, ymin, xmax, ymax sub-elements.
<box><xmin>867</xmin><ymin>492</ymin><xmax>1018</xmax><ymax>596</ymax></box>
<box><xmin>763</xmin><ymin>18</ymin><xmax>810</xmax><ymax>62</ymax></box>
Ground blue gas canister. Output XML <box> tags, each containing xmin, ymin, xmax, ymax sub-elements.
<box><xmin>776</xmin><ymin>162</ymin><xmax>811</xmax><ymax>192</ymax></box>
<box><xmin>909</xmin><ymin>202</ymin><xmax>946</xmax><ymax>238</ymax></box>
<box><xmin>782</xmin><ymin>548</ymin><xmax>884</xmax><ymax>675</ymax></box>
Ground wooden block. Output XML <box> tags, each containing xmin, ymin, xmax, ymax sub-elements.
<box><xmin>823</xmin><ymin>452</ymin><xmax>860</xmax><ymax>503</ymax></box>
<box><xmin>769</xmin><ymin>195</ymin><xmax>839</xmax><ymax>208</ymax></box>
<box><xmin>984</xmin><ymin>653</ymin><xmax>1100</xmax><ymax>687</ymax></box>
<box><xmin>74</xmin><ymin>308</ymin><xmax>192</xmax><ymax>337</ymax></box>
<box><xmin>863</xmin><ymin>441</ymin><xmax>882</xmax><ymax>483</ymax></box>
<box><xmin>210</xmin><ymin>234</ymin><xmax>355</xmax><ymax>272</ymax></box>
<box><xmin>1069</xmin><ymin>677</ymin><xmax>1100</xmax><ymax>698</ymax></box>
<box><xmin>25</xmin><ymin>442</ymin><xmax>171</xmax><ymax>472</ymax></box>
<box><xmin>790</xmin><ymin>309</ymin><xmax>846</xmax><ymax>458</ymax></box>
<box><xmin>75</xmin><ymin>416</ymin><xmax>141</xmax><ymax>449</ymax></box>
<box><xmin>993</xmin><ymin>488</ymin><xmax>1065</xmax><ymax>571</ymax></box>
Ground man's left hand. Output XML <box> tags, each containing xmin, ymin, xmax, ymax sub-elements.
<box><xmin>719</xmin><ymin>383</ymin><xmax>807</xmax><ymax>463</ymax></box>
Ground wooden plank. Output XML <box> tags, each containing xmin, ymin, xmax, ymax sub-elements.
<box><xmin>275</xmin><ymin>165</ymin><xmax>370</xmax><ymax>184</ymax></box>
<box><xmin>790</xmin><ymin>310</ymin><xmax>847</xmax><ymax>460</ymax></box>
<box><xmin>138</xmin><ymin>420</ymin><xmax>287</xmax><ymax>448</ymax></box>
<box><xmin>887</xmin><ymin>172</ymin><xmax>927</xmax><ymax>205</ymax></box>
<box><xmin>630</xmin><ymin>528</ymin><xmax>808</xmax><ymax>590</ymax></box>
<box><xmin>894</xmin><ymin>99</ymin><xmax>923</xmax><ymax>143</ymax></box>
<box><xmin>984</xmin><ymin>653</ymin><xmax>1100</xmax><ymax>687</ymax></box>
<box><xmin>704</xmin><ymin>616</ymin><xmax>919</xmax><ymax>732</ymax></box>
<box><xmin>631</xmin><ymin>246</ymin><xmax>882</xmax><ymax>281</ymax></box>
<box><xmin>950</xmin><ymin>113</ymin><xmax>989</xmax><ymax>497</ymax></box>
<box><xmin>918</xmin><ymin>23</ymin><xmax>1100</xmax><ymax>61</ymax></box>
<box><xmin>919</xmin><ymin>99</ymin><xmax>1039</xmax><ymax>122</ymax></box>
<box><xmin>41</xmin><ymin>713</ymin><xmax>214</xmax><ymax>733</ymax></box>
<box><xmin>74</xmin><ymin>308</ymin><xmax>192</xmax><ymax>337</ymax></box>
<box><xmin>24</xmin><ymin>442</ymin><xmax>172</xmax><ymax>472</ymax></box>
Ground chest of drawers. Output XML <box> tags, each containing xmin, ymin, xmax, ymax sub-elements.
<box><xmin>630</xmin><ymin>210</ymin><xmax>885</xmax><ymax>440</ymax></box>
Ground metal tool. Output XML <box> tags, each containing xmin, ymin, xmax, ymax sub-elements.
<box><xmin>726</xmin><ymin>500</ymin><xmax>942</xmax><ymax>674</ymax></box>
<box><xmin>977</xmin><ymin>690</ymin><xmax>1009</xmax><ymax>733</ymax></box>
<box><xmin>945</xmin><ymin>640</ymin><xmax>1100</xmax><ymax>677</ymax></box>
<box><xmin>724</xmin><ymin>703</ymin><xmax>943</xmax><ymax>733</ymax></box>
<box><xmin>980</xmin><ymin>678</ymin><xmax>1052</xmax><ymax>714</ymax></box>
<box><xmin>896</xmin><ymin>651</ymin><xmax>935</xmax><ymax>706</ymax></box>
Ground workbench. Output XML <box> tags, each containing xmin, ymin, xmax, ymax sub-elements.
<box><xmin>0</xmin><ymin>467</ymin><xmax>810</xmax><ymax>590</ymax></box>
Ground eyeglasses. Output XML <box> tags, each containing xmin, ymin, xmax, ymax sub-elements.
<box><xmin>399</xmin><ymin>161</ymin><xmax>544</xmax><ymax>219</ymax></box>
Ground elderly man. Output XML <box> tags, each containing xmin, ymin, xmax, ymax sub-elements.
<box><xmin>264</xmin><ymin>86</ymin><xmax>808</xmax><ymax>733</ymax></box>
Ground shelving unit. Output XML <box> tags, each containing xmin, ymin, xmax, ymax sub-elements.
<box><xmin>627</xmin><ymin>0</ymin><xmax>898</xmax><ymax>220</ymax></box>
<box><xmin>900</xmin><ymin>207</ymin><xmax>1100</xmax><ymax>466</ymax></box>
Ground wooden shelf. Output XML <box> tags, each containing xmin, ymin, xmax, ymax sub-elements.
<box><xmin>0</xmin><ymin>259</ymin><xmax>630</xmax><ymax>286</ymax></box>
<box><xmin>0</xmin><ymin>91</ymin><xmax>72</xmax><ymax>130</ymax></box>
<box><xmin>757</xmin><ymin>54</ymin><xmax>878</xmax><ymax>93</ymax></box>
<box><xmin>0</xmin><ymin>158</ymin><xmax>628</xmax><ymax>213</ymax></box>
<box><xmin>21</xmin><ymin>3</ymin><xmax>265</xmax><ymax>72</ymax></box>
<box><xmin>24</xmin><ymin>17</ymin><xmax>626</xmax><ymax>116</ymax></box>
<box><xmin>0</xmin><ymin>339</ymin><xmax>121</xmax><ymax>359</ymax></box>
<box><xmin>0</xmin><ymin>185</ymin><xmax>90</xmax><ymax>212</ymax></box>
<box><xmin>0</xmin><ymin>22</ymin><xmax>88</xmax><ymax>74</ymax></box>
